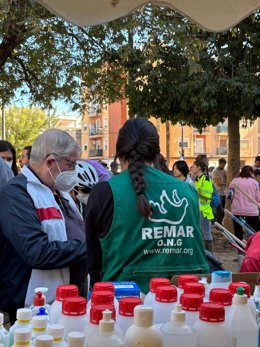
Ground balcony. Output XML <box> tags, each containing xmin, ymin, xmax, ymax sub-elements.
<box><xmin>216</xmin><ymin>125</ymin><xmax>228</xmax><ymax>133</ymax></box>
<box><xmin>217</xmin><ymin>147</ymin><xmax>227</xmax><ymax>155</ymax></box>
<box><xmin>193</xmin><ymin>127</ymin><xmax>210</xmax><ymax>133</ymax></box>
<box><xmin>89</xmin><ymin>149</ymin><xmax>103</xmax><ymax>157</ymax></box>
<box><xmin>89</xmin><ymin>127</ymin><xmax>103</xmax><ymax>136</ymax></box>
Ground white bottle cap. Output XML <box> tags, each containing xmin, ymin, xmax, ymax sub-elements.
<box><xmin>67</xmin><ymin>332</ymin><xmax>85</xmax><ymax>347</ymax></box>
<box><xmin>99</xmin><ymin>310</ymin><xmax>114</xmax><ymax>333</ymax></box>
<box><xmin>32</xmin><ymin>316</ymin><xmax>48</xmax><ymax>330</ymax></box>
<box><xmin>171</xmin><ymin>304</ymin><xmax>185</xmax><ymax>322</ymax></box>
<box><xmin>35</xmin><ymin>335</ymin><xmax>53</xmax><ymax>347</ymax></box>
<box><xmin>133</xmin><ymin>305</ymin><xmax>153</xmax><ymax>327</ymax></box>
<box><xmin>233</xmin><ymin>287</ymin><xmax>247</xmax><ymax>305</ymax></box>
<box><xmin>47</xmin><ymin>324</ymin><xmax>65</xmax><ymax>339</ymax></box>
<box><xmin>14</xmin><ymin>328</ymin><xmax>32</xmax><ymax>344</ymax></box>
<box><xmin>0</xmin><ymin>313</ymin><xmax>3</xmax><ymax>325</ymax></box>
<box><xmin>16</xmin><ymin>308</ymin><xmax>32</xmax><ymax>321</ymax></box>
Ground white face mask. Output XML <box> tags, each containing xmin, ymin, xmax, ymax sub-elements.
<box><xmin>5</xmin><ymin>160</ymin><xmax>13</xmax><ymax>169</ymax></box>
<box><xmin>77</xmin><ymin>192</ymin><xmax>90</xmax><ymax>205</ymax></box>
<box><xmin>49</xmin><ymin>159</ymin><xmax>78</xmax><ymax>192</ymax></box>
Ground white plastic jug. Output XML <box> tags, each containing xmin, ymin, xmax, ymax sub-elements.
<box><xmin>144</xmin><ymin>278</ymin><xmax>171</xmax><ymax>307</ymax></box>
<box><xmin>47</xmin><ymin>324</ymin><xmax>67</xmax><ymax>347</ymax></box>
<box><xmin>9</xmin><ymin>308</ymin><xmax>32</xmax><ymax>347</ymax></box>
<box><xmin>153</xmin><ymin>285</ymin><xmax>177</xmax><ymax>325</ymax></box>
<box><xmin>117</xmin><ymin>297</ymin><xmax>143</xmax><ymax>335</ymax></box>
<box><xmin>180</xmin><ymin>293</ymin><xmax>203</xmax><ymax>326</ymax></box>
<box><xmin>0</xmin><ymin>313</ymin><xmax>9</xmax><ymax>347</ymax></box>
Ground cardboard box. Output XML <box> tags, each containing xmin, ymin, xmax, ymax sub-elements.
<box><xmin>171</xmin><ymin>272</ymin><xmax>260</xmax><ymax>295</ymax></box>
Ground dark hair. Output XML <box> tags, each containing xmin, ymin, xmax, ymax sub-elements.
<box><xmin>255</xmin><ymin>156</ymin><xmax>260</xmax><ymax>162</ymax></box>
<box><xmin>116</xmin><ymin>118</ymin><xmax>160</xmax><ymax>219</ymax></box>
<box><xmin>173</xmin><ymin>160</ymin><xmax>189</xmax><ymax>177</ymax></box>
<box><xmin>23</xmin><ymin>145</ymin><xmax>32</xmax><ymax>160</ymax></box>
<box><xmin>254</xmin><ymin>169</ymin><xmax>260</xmax><ymax>176</ymax></box>
<box><xmin>219</xmin><ymin>158</ymin><xmax>226</xmax><ymax>164</ymax></box>
<box><xmin>238</xmin><ymin>165</ymin><xmax>253</xmax><ymax>178</ymax></box>
<box><xmin>0</xmin><ymin>140</ymin><xmax>18</xmax><ymax>176</ymax></box>
<box><xmin>154</xmin><ymin>153</ymin><xmax>170</xmax><ymax>175</ymax></box>
<box><xmin>193</xmin><ymin>159</ymin><xmax>207</xmax><ymax>173</ymax></box>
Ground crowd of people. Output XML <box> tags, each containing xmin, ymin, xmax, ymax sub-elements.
<box><xmin>0</xmin><ymin>120</ymin><xmax>260</xmax><ymax>324</ymax></box>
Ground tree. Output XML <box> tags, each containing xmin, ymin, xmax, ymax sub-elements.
<box><xmin>1</xmin><ymin>106</ymin><xmax>57</xmax><ymax>154</ymax></box>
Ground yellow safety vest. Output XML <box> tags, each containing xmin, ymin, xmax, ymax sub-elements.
<box><xmin>195</xmin><ymin>174</ymin><xmax>214</xmax><ymax>220</ymax></box>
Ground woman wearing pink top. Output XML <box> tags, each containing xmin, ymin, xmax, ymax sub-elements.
<box><xmin>228</xmin><ymin>165</ymin><xmax>260</xmax><ymax>240</ymax></box>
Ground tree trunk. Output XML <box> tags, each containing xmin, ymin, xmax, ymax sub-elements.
<box><xmin>166</xmin><ymin>121</ymin><xmax>170</xmax><ymax>164</ymax></box>
<box><xmin>227</xmin><ymin>115</ymin><xmax>240</xmax><ymax>184</ymax></box>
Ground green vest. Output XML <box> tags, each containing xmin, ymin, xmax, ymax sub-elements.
<box><xmin>195</xmin><ymin>174</ymin><xmax>214</xmax><ymax>220</ymax></box>
<box><xmin>101</xmin><ymin>166</ymin><xmax>209</xmax><ymax>293</ymax></box>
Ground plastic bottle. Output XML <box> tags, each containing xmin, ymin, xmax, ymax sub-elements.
<box><xmin>35</xmin><ymin>335</ymin><xmax>53</xmax><ymax>347</ymax></box>
<box><xmin>198</xmin><ymin>277</ymin><xmax>210</xmax><ymax>299</ymax></box>
<box><xmin>125</xmin><ymin>305</ymin><xmax>163</xmax><ymax>347</ymax></box>
<box><xmin>13</xmin><ymin>328</ymin><xmax>33</xmax><ymax>347</ymax></box>
<box><xmin>144</xmin><ymin>278</ymin><xmax>171</xmax><ymax>307</ymax></box>
<box><xmin>9</xmin><ymin>308</ymin><xmax>32</xmax><ymax>347</ymax></box>
<box><xmin>193</xmin><ymin>302</ymin><xmax>232</xmax><ymax>347</ymax></box>
<box><xmin>49</xmin><ymin>285</ymin><xmax>79</xmax><ymax>324</ymax></box>
<box><xmin>47</xmin><ymin>324</ymin><xmax>67</xmax><ymax>347</ymax></box>
<box><xmin>34</xmin><ymin>288</ymin><xmax>51</xmax><ymax>311</ymax></box>
<box><xmin>228</xmin><ymin>281</ymin><xmax>256</xmax><ymax>319</ymax></box>
<box><xmin>87</xmin><ymin>290</ymin><xmax>115</xmax><ymax>315</ymax></box>
<box><xmin>0</xmin><ymin>313</ymin><xmax>9</xmax><ymax>347</ymax></box>
<box><xmin>31</xmin><ymin>316</ymin><xmax>48</xmax><ymax>344</ymax></box>
<box><xmin>90</xmin><ymin>282</ymin><xmax>119</xmax><ymax>311</ymax></box>
<box><xmin>209</xmin><ymin>271</ymin><xmax>232</xmax><ymax>291</ymax></box>
<box><xmin>88</xmin><ymin>310</ymin><xmax>127</xmax><ymax>347</ymax></box>
<box><xmin>227</xmin><ymin>287</ymin><xmax>258</xmax><ymax>347</ymax></box>
<box><xmin>67</xmin><ymin>332</ymin><xmax>84</xmax><ymax>347</ymax></box>
<box><xmin>30</xmin><ymin>292</ymin><xmax>48</xmax><ymax>317</ymax></box>
<box><xmin>57</xmin><ymin>297</ymin><xmax>88</xmax><ymax>340</ymax></box>
<box><xmin>183</xmin><ymin>282</ymin><xmax>205</xmax><ymax>298</ymax></box>
<box><xmin>160</xmin><ymin>304</ymin><xmax>196</xmax><ymax>347</ymax></box>
<box><xmin>117</xmin><ymin>297</ymin><xmax>143</xmax><ymax>335</ymax></box>
<box><xmin>254</xmin><ymin>285</ymin><xmax>260</xmax><ymax>347</ymax></box>
<box><xmin>180</xmin><ymin>293</ymin><xmax>203</xmax><ymax>326</ymax></box>
<box><xmin>209</xmin><ymin>288</ymin><xmax>232</xmax><ymax>321</ymax></box>
<box><xmin>153</xmin><ymin>286</ymin><xmax>177</xmax><ymax>325</ymax></box>
<box><xmin>176</xmin><ymin>275</ymin><xmax>199</xmax><ymax>301</ymax></box>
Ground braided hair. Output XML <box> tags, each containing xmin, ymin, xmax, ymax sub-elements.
<box><xmin>116</xmin><ymin>118</ymin><xmax>160</xmax><ymax>219</ymax></box>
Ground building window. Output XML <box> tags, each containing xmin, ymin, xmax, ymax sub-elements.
<box><xmin>178</xmin><ymin>138</ymin><xmax>189</xmax><ymax>148</ymax></box>
<box><xmin>240</xmin><ymin>139</ymin><xmax>249</xmax><ymax>149</ymax></box>
<box><xmin>83</xmin><ymin>142</ymin><xmax>88</xmax><ymax>151</ymax></box>
<box><xmin>220</xmin><ymin>139</ymin><xmax>227</xmax><ymax>148</ymax></box>
<box><xmin>104</xmin><ymin>139</ymin><xmax>108</xmax><ymax>150</ymax></box>
<box><xmin>195</xmin><ymin>138</ymin><xmax>204</xmax><ymax>154</ymax></box>
<box><xmin>104</xmin><ymin>118</ymin><xmax>108</xmax><ymax>128</ymax></box>
<box><xmin>95</xmin><ymin>140</ymin><xmax>101</xmax><ymax>149</ymax></box>
<box><xmin>96</xmin><ymin>119</ymin><xmax>101</xmax><ymax>131</ymax></box>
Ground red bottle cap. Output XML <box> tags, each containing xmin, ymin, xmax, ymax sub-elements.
<box><xmin>90</xmin><ymin>304</ymin><xmax>116</xmax><ymax>324</ymax></box>
<box><xmin>155</xmin><ymin>285</ymin><xmax>177</xmax><ymax>303</ymax></box>
<box><xmin>199</xmin><ymin>302</ymin><xmax>225</xmax><ymax>322</ymax></box>
<box><xmin>228</xmin><ymin>282</ymin><xmax>250</xmax><ymax>298</ymax></box>
<box><xmin>91</xmin><ymin>290</ymin><xmax>114</xmax><ymax>306</ymax></box>
<box><xmin>183</xmin><ymin>282</ymin><xmax>205</xmax><ymax>296</ymax></box>
<box><xmin>93</xmin><ymin>282</ymin><xmax>115</xmax><ymax>293</ymax></box>
<box><xmin>62</xmin><ymin>296</ymin><xmax>86</xmax><ymax>316</ymax></box>
<box><xmin>56</xmin><ymin>285</ymin><xmax>79</xmax><ymax>302</ymax></box>
<box><xmin>33</xmin><ymin>291</ymin><xmax>45</xmax><ymax>306</ymax></box>
<box><xmin>209</xmin><ymin>289</ymin><xmax>232</xmax><ymax>306</ymax></box>
<box><xmin>178</xmin><ymin>275</ymin><xmax>199</xmax><ymax>289</ymax></box>
<box><xmin>180</xmin><ymin>293</ymin><xmax>203</xmax><ymax>311</ymax></box>
<box><xmin>149</xmin><ymin>278</ymin><xmax>171</xmax><ymax>293</ymax></box>
<box><xmin>119</xmin><ymin>297</ymin><xmax>143</xmax><ymax>317</ymax></box>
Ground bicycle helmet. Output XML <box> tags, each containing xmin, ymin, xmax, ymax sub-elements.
<box><xmin>76</xmin><ymin>160</ymin><xmax>99</xmax><ymax>189</ymax></box>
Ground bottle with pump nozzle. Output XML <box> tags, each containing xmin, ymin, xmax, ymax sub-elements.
<box><xmin>125</xmin><ymin>305</ymin><xmax>163</xmax><ymax>347</ymax></box>
<box><xmin>160</xmin><ymin>304</ymin><xmax>196</xmax><ymax>347</ymax></box>
<box><xmin>30</xmin><ymin>292</ymin><xmax>48</xmax><ymax>317</ymax></box>
<box><xmin>13</xmin><ymin>328</ymin><xmax>32</xmax><ymax>347</ymax></box>
<box><xmin>47</xmin><ymin>324</ymin><xmax>67</xmax><ymax>347</ymax></box>
<box><xmin>67</xmin><ymin>332</ymin><xmax>84</xmax><ymax>347</ymax></box>
<box><xmin>153</xmin><ymin>286</ymin><xmax>177</xmax><ymax>325</ymax></box>
<box><xmin>35</xmin><ymin>335</ymin><xmax>53</xmax><ymax>347</ymax></box>
<box><xmin>144</xmin><ymin>278</ymin><xmax>171</xmax><ymax>307</ymax></box>
<box><xmin>88</xmin><ymin>310</ymin><xmax>127</xmax><ymax>347</ymax></box>
<box><xmin>0</xmin><ymin>313</ymin><xmax>9</xmax><ymax>347</ymax></box>
<box><xmin>34</xmin><ymin>288</ymin><xmax>51</xmax><ymax>311</ymax></box>
<box><xmin>228</xmin><ymin>287</ymin><xmax>258</xmax><ymax>347</ymax></box>
<box><xmin>31</xmin><ymin>316</ymin><xmax>48</xmax><ymax>344</ymax></box>
<box><xmin>117</xmin><ymin>297</ymin><xmax>143</xmax><ymax>335</ymax></box>
<box><xmin>9</xmin><ymin>308</ymin><xmax>32</xmax><ymax>347</ymax></box>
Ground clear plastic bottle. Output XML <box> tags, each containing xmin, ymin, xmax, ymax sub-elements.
<box><xmin>228</xmin><ymin>281</ymin><xmax>257</xmax><ymax>319</ymax></box>
<box><xmin>179</xmin><ymin>293</ymin><xmax>203</xmax><ymax>326</ymax></box>
<box><xmin>31</xmin><ymin>316</ymin><xmax>48</xmax><ymax>344</ymax></box>
<box><xmin>0</xmin><ymin>313</ymin><xmax>9</xmax><ymax>347</ymax></box>
<box><xmin>193</xmin><ymin>302</ymin><xmax>232</xmax><ymax>347</ymax></box>
<box><xmin>227</xmin><ymin>287</ymin><xmax>258</xmax><ymax>347</ymax></box>
<box><xmin>209</xmin><ymin>288</ymin><xmax>232</xmax><ymax>321</ymax></box>
<box><xmin>160</xmin><ymin>304</ymin><xmax>196</xmax><ymax>347</ymax></box>
<box><xmin>34</xmin><ymin>288</ymin><xmax>51</xmax><ymax>311</ymax></box>
<box><xmin>90</xmin><ymin>282</ymin><xmax>119</xmax><ymax>311</ymax></box>
<box><xmin>87</xmin><ymin>290</ymin><xmax>114</xmax><ymax>316</ymax></box>
<box><xmin>198</xmin><ymin>277</ymin><xmax>210</xmax><ymax>299</ymax></box>
<box><xmin>47</xmin><ymin>324</ymin><xmax>67</xmax><ymax>347</ymax></box>
<box><xmin>57</xmin><ymin>297</ymin><xmax>88</xmax><ymax>340</ymax></box>
<box><xmin>67</xmin><ymin>332</ymin><xmax>84</xmax><ymax>347</ymax></box>
<box><xmin>13</xmin><ymin>328</ymin><xmax>33</xmax><ymax>347</ymax></box>
<box><xmin>35</xmin><ymin>335</ymin><xmax>53</xmax><ymax>347</ymax></box>
<box><xmin>183</xmin><ymin>282</ymin><xmax>205</xmax><ymax>298</ymax></box>
<box><xmin>176</xmin><ymin>275</ymin><xmax>199</xmax><ymax>301</ymax></box>
<box><xmin>9</xmin><ymin>308</ymin><xmax>32</xmax><ymax>347</ymax></box>
<box><xmin>117</xmin><ymin>297</ymin><xmax>143</xmax><ymax>335</ymax></box>
<box><xmin>30</xmin><ymin>292</ymin><xmax>48</xmax><ymax>317</ymax></box>
<box><xmin>125</xmin><ymin>305</ymin><xmax>163</xmax><ymax>347</ymax></box>
<box><xmin>88</xmin><ymin>310</ymin><xmax>127</xmax><ymax>347</ymax></box>
<box><xmin>209</xmin><ymin>271</ymin><xmax>232</xmax><ymax>291</ymax></box>
<box><xmin>144</xmin><ymin>278</ymin><xmax>171</xmax><ymax>307</ymax></box>
<box><xmin>48</xmin><ymin>285</ymin><xmax>78</xmax><ymax>324</ymax></box>
<box><xmin>153</xmin><ymin>285</ymin><xmax>177</xmax><ymax>325</ymax></box>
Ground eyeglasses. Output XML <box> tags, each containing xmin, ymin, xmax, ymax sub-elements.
<box><xmin>46</xmin><ymin>153</ymin><xmax>77</xmax><ymax>170</ymax></box>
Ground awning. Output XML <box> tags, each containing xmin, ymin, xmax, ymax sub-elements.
<box><xmin>37</xmin><ymin>0</ymin><xmax>260</xmax><ymax>32</ymax></box>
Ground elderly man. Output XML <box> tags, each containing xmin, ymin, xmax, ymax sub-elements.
<box><xmin>0</xmin><ymin>129</ymin><xmax>86</xmax><ymax>324</ymax></box>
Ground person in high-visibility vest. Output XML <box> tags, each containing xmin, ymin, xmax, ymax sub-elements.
<box><xmin>192</xmin><ymin>159</ymin><xmax>214</xmax><ymax>253</ymax></box>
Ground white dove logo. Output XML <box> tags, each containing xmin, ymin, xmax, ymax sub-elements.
<box><xmin>149</xmin><ymin>189</ymin><xmax>189</xmax><ymax>225</ymax></box>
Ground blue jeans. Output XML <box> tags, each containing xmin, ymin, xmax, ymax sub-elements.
<box><xmin>200</xmin><ymin>214</ymin><xmax>213</xmax><ymax>241</ymax></box>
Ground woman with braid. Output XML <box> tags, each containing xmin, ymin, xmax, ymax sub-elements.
<box><xmin>85</xmin><ymin>118</ymin><xmax>209</xmax><ymax>294</ymax></box>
